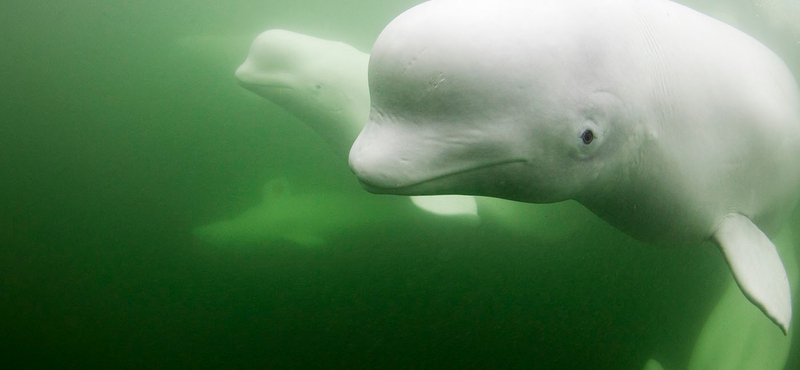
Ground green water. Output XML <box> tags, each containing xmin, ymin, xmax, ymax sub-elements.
<box><xmin>1</xmin><ymin>1</ymin><xmax>799</xmax><ymax>368</ymax></box>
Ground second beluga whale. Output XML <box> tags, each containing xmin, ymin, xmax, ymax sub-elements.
<box><xmin>234</xmin><ymin>29</ymin><xmax>369</xmax><ymax>157</ymax></box>
<box><xmin>234</xmin><ymin>29</ymin><xmax>477</xmax><ymax>218</ymax></box>
<box><xmin>193</xmin><ymin>177</ymin><xmax>455</xmax><ymax>246</ymax></box>
<box><xmin>349</xmin><ymin>0</ymin><xmax>800</xmax><ymax>333</ymax></box>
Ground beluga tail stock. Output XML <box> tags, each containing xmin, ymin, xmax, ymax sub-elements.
<box><xmin>349</xmin><ymin>0</ymin><xmax>800</xmax><ymax>333</ymax></box>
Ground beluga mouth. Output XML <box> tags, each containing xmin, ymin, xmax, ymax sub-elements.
<box><xmin>234</xmin><ymin>64</ymin><xmax>294</xmax><ymax>90</ymax></box>
<box><xmin>353</xmin><ymin>158</ymin><xmax>529</xmax><ymax>197</ymax></box>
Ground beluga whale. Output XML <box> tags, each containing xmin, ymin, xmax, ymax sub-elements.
<box><xmin>235</xmin><ymin>29</ymin><xmax>370</xmax><ymax>156</ymax></box>
<box><xmin>235</xmin><ymin>29</ymin><xmax>479</xmax><ymax>218</ymax></box>
<box><xmin>193</xmin><ymin>177</ymin><xmax>473</xmax><ymax>246</ymax></box>
<box><xmin>349</xmin><ymin>0</ymin><xmax>800</xmax><ymax>333</ymax></box>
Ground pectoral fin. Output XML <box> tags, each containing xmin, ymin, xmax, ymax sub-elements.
<box><xmin>712</xmin><ymin>213</ymin><xmax>792</xmax><ymax>334</ymax></box>
<box><xmin>410</xmin><ymin>195</ymin><xmax>479</xmax><ymax>219</ymax></box>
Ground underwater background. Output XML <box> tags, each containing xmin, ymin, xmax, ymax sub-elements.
<box><xmin>1</xmin><ymin>0</ymin><xmax>799</xmax><ymax>368</ymax></box>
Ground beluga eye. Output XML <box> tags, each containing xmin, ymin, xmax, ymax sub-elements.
<box><xmin>581</xmin><ymin>129</ymin><xmax>594</xmax><ymax>144</ymax></box>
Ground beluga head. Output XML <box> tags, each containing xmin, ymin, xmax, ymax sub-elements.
<box><xmin>236</xmin><ymin>29</ymin><xmax>370</xmax><ymax>152</ymax></box>
<box><xmin>349</xmin><ymin>0</ymin><xmax>636</xmax><ymax>204</ymax></box>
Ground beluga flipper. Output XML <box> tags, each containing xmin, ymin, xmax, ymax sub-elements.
<box><xmin>349</xmin><ymin>0</ymin><xmax>800</xmax><ymax>332</ymax></box>
<box><xmin>644</xmin><ymin>222</ymin><xmax>799</xmax><ymax>370</ymax></box>
<box><xmin>712</xmin><ymin>213</ymin><xmax>791</xmax><ymax>333</ymax></box>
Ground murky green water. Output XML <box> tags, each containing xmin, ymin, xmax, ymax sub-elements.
<box><xmin>1</xmin><ymin>1</ymin><xmax>799</xmax><ymax>368</ymax></box>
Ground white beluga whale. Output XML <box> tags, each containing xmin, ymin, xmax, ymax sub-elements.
<box><xmin>235</xmin><ymin>29</ymin><xmax>370</xmax><ymax>156</ymax></box>
<box><xmin>234</xmin><ymin>29</ymin><xmax>479</xmax><ymax>218</ymax></box>
<box><xmin>349</xmin><ymin>0</ymin><xmax>800</xmax><ymax>333</ymax></box>
<box><xmin>193</xmin><ymin>177</ymin><xmax>477</xmax><ymax>246</ymax></box>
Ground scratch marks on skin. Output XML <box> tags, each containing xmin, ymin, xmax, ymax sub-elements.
<box><xmin>426</xmin><ymin>73</ymin><xmax>446</xmax><ymax>95</ymax></box>
<box><xmin>410</xmin><ymin>72</ymin><xmax>446</xmax><ymax>103</ymax></box>
<box><xmin>402</xmin><ymin>47</ymin><xmax>428</xmax><ymax>75</ymax></box>
<box><xmin>399</xmin><ymin>47</ymin><xmax>446</xmax><ymax>99</ymax></box>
